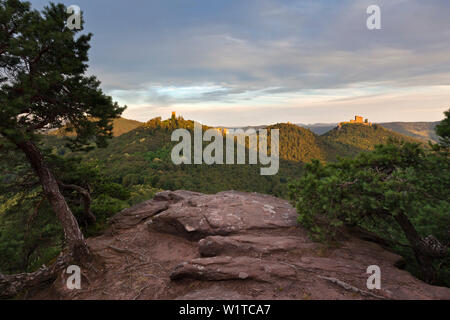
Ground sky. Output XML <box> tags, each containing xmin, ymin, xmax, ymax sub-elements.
<box><xmin>30</xmin><ymin>0</ymin><xmax>450</xmax><ymax>126</ymax></box>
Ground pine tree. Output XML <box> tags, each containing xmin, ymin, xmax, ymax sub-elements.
<box><xmin>0</xmin><ymin>0</ymin><xmax>124</xmax><ymax>290</ymax></box>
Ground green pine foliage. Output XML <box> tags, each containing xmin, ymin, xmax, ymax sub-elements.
<box><xmin>289</xmin><ymin>110</ymin><xmax>450</xmax><ymax>286</ymax></box>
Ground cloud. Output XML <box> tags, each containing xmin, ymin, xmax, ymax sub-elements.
<box><xmin>30</xmin><ymin>0</ymin><xmax>450</xmax><ymax>123</ymax></box>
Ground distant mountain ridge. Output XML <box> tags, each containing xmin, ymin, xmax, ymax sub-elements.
<box><xmin>296</xmin><ymin>123</ymin><xmax>338</xmax><ymax>135</ymax></box>
<box><xmin>298</xmin><ymin>121</ymin><xmax>441</xmax><ymax>143</ymax></box>
<box><xmin>378</xmin><ymin>122</ymin><xmax>440</xmax><ymax>143</ymax></box>
<box><xmin>43</xmin><ymin>117</ymin><xmax>424</xmax><ymax>198</ymax></box>
<box><xmin>48</xmin><ymin>117</ymin><xmax>440</xmax><ymax>144</ymax></box>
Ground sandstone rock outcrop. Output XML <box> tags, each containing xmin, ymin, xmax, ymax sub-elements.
<box><xmin>34</xmin><ymin>190</ymin><xmax>450</xmax><ymax>300</ymax></box>
<box><xmin>109</xmin><ymin>200</ymin><xmax>168</xmax><ymax>230</ymax></box>
<box><xmin>147</xmin><ymin>191</ymin><xmax>297</xmax><ymax>240</ymax></box>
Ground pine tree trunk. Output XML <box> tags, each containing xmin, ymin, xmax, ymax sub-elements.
<box><xmin>393</xmin><ymin>212</ymin><xmax>436</xmax><ymax>283</ymax></box>
<box><xmin>16</xmin><ymin>140</ymin><xmax>90</xmax><ymax>262</ymax></box>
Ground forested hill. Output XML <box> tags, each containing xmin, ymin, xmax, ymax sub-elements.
<box><xmin>43</xmin><ymin>118</ymin><xmax>424</xmax><ymax>197</ymax></box>
<box><xmin>46</xmin><ymin>118</ymin><xmax>303</xmax><ymax>198</ymax></box>
<box><xmin>48</xmin><ymin>117</ymin><xmax>143</xmax><ymax>137</ymax></box>
<box><xmin>49</xmin><ymin>117</ymin><xmax>440</xmax><ymax>144</ymax></box>
<box><xmin>267</xmin><ymin>122</ymin><xmax>423</xmax><ymax>162</ymax></box>
<box><xmin>299</xmin><ymin>121</ymin><xmax>440</xmax><ymax>143</ymax></box>
<box><xmin>321</xmin><ymin>123</ymin><xmax>423</xmax><ymax>159</ymax></box>
<box><xmin>267</xmin><ymin>123</ymin><xmax>328</xmax><ymax>162</ymax></box>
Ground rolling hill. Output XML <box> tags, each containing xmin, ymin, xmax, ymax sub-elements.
<box><xmin>379</xmin><ymin>122</ymin><xmax>440</xmax><ymax>143</ymax></box>
<box><xmin>49</xmin><ymin>117</ymin><xmax>143</xmax><ymax>137</ymax></box>
<box><xmin>321</xmin><ymin>123</ymin><xmax>422</xmax><ymax>155</ymax></box>
<box><xmin>298</xmin><ymin>121</ymin><xmax>440</xmax><ymax>143</ymax></box>
<box><xmin>42</xmin><ymin>117</ymin><xmax>424</xmax><ymax>199</ymax></box>
<box><xmin>49</xmin><ymin>117</ymin><xmax>440</xmax><ymax>145</ymax></box>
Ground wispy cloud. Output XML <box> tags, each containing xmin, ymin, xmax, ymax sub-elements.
<box><xmin>30</xmin><ymin>0</ymin><xmax>450</xmax><ymax>124</ymax></box>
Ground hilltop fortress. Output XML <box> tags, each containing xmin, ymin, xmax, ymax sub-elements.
<box><xmin>170</xmin><ymin>111</ymin><xmax>372</xmax><ymax>132</ymax></box>
<box><xmin>338</xmin><ymin>116</ymin><xmax>372</xmax><ymax>128</ymax></box>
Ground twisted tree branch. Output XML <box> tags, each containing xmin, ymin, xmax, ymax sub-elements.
<box><xmin>57</xmin><ymin>181</ymin><xmax>96</xmax><ymax>224</ymax></box>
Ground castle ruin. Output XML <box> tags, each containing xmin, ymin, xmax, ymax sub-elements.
<box><xmin>338</xmin><ymin>116</ymin><xmax>372</xmax><ymax>128</ymax></box>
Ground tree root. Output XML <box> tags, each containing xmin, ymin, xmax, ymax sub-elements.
<box><xmin>318</xmin><ymin>276</ymin><xmax>387</xmax><ymax>300</ymax></box>
<box><xmin>0</xmin><ymin>254</ymin><xmax>71</xmax><ymax>299</ymax></box>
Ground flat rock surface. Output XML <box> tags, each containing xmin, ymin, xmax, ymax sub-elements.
<box><xmin>147</xmin><ymin>191</ymin><xmax>297</xmax><ymax>240</ymax></box>
<box><xmin>32</xmin><ymin>190</ymin><xmax>450</xmax><ymax>300</ymax></box>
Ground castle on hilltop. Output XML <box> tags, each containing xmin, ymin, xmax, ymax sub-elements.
<box><xmin>338</xmin><ymin>116</ymin><xmax>372</xmax><ymax>128</ymax></box>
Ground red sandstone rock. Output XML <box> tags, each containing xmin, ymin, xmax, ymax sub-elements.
<box><xmin>30</xmin><ymin>190</ymin><xmax>450</xmax><ymax>300</ymax></box>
